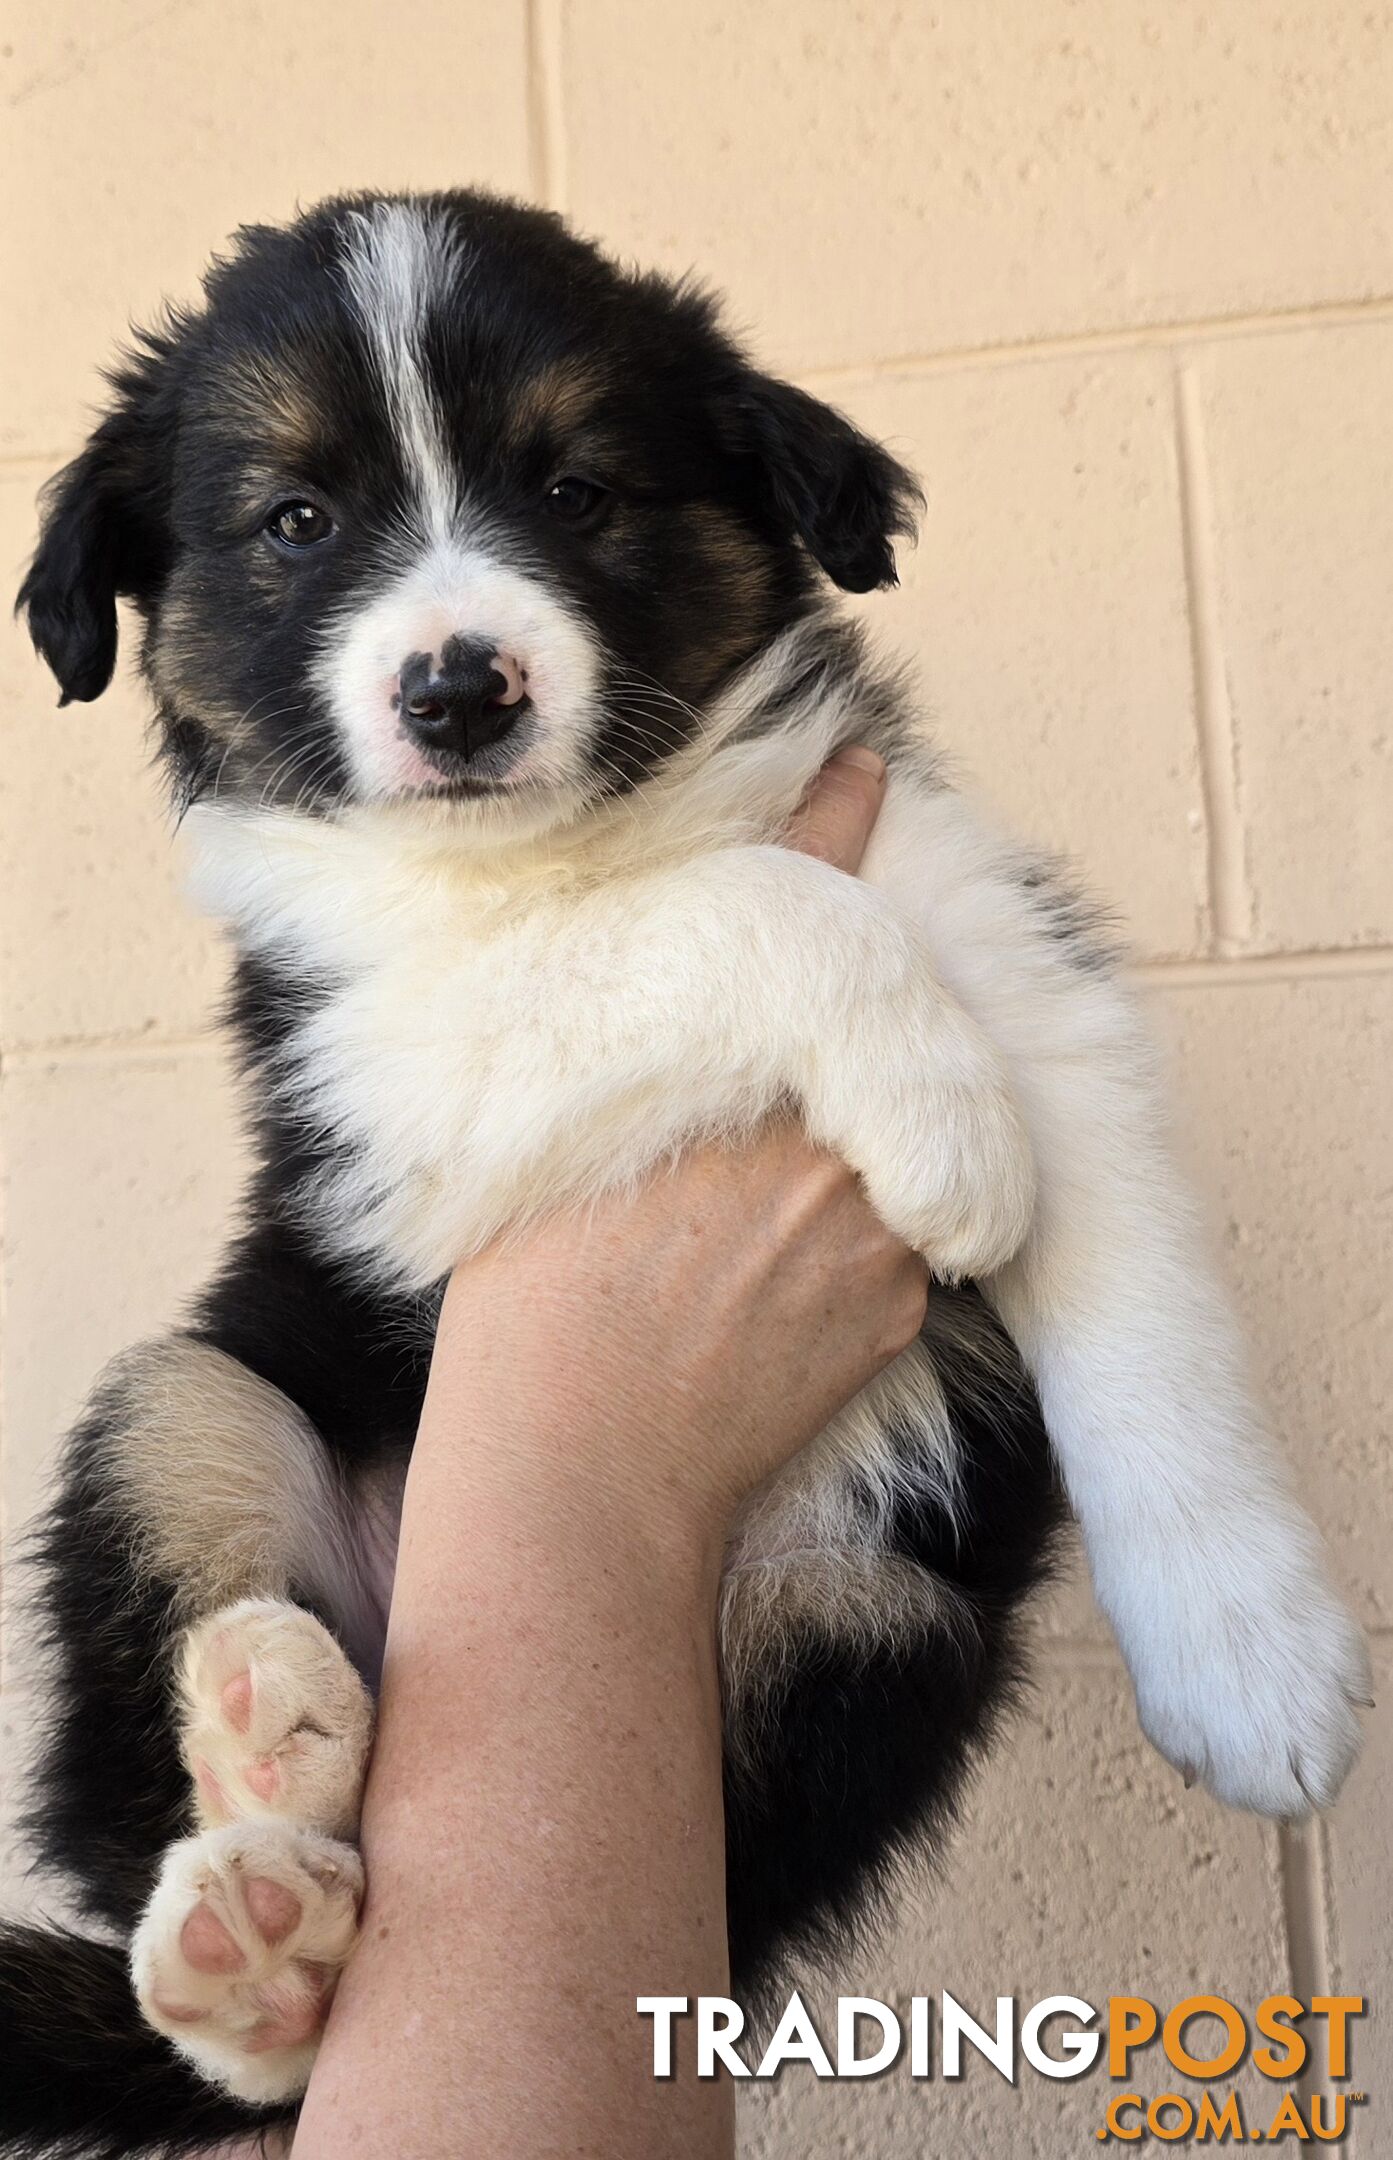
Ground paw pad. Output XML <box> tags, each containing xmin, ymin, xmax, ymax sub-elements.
<box><xmin>178</xmin><ymin>1597</ymin><xmax>374</xmax><ymax>1839</ymax></box>
<box><xmin>131</xmin><ymin>1820</ymin><xmax>364</xmax><ymax>2105</ymax></box>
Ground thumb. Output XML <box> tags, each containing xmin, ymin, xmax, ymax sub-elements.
<box><xmin>782</xmin><ymin>745</ymin><xmax>887</xmax><ymax>873</ymax></box>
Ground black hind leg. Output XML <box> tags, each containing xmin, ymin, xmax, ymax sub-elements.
<box><xmin>724</xmin><ymin>1287</ymin><xmax>1064</xmax><ymax>2000</ymax></box>
<box><xmin>0</xmin><ymin>1925</ymin><xmax>277</xmax><ymax>2160</ymax></box>
<box><xmin>24</xmin><ymin>1392</ymin><xmax>191</xmax><ymax>1934</ymax></box>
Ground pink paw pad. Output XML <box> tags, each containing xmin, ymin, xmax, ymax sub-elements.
<box><xmin>180</xmin><ymin>1902</ymin><xmax>246</xmax><ymax>1976</ymax></box>
<box><xmin>242</xmin><ymin>1754</ymin><xmax>282</xmax><ymax>1804</ymax></box>
<box><xmin>245</xmin><ymin>1985</ymin><xmax>329</xmax><ymax>2054</ymax></box>
<box><xmin>150</xmin><ymin>1993</ymin><xmax>210</xmax><ymax>2026</ymax></box>
<box><xmin>245</xmin><ymin>1875</ymin><xmax>303</xmax><ymax>1947</ymax></box>
<box><xmin>220</xmin><ymin>1669</ymin><xmax>254</xmax><ymax>1735</ymax></box>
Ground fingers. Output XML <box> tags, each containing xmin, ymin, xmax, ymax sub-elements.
<box><xmin>783</xmin><ymin>745</ymin><xmax>887</xmax><ymax>872</ymax></box>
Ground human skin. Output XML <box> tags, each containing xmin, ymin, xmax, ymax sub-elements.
<box><xmin>291</xmin><ymin>746</ymin><xmax>923</xmax><ymax>2160</ymax></box>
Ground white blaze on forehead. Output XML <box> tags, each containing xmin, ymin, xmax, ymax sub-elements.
<box><xmin>340</xmin><ymin>201</ymin><xmax>462</xmax><ymax>541</ymax></box>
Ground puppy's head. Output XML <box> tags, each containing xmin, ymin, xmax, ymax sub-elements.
<box><xmin>20</xmin><ymin>192</ymin><xmax>919</xmax><ymax>835</ymax></box>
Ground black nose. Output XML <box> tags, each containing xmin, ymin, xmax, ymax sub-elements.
<box><xmin>398</xmin><ymin>637</ymin><xmax>524</xmax><ymax>759</ymax></box>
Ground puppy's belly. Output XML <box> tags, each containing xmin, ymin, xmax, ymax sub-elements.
<box><xmin>327</xmin><ymin>1460</ymin><xmax>407</xmax><ymax>1688</ymax></box>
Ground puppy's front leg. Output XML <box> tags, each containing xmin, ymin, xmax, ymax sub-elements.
<box><xmin>976</xmin><ymin>984</ymin><xmax>1371</xmax><ymax>1817</ymax></box>
<box><xmin>862</xmin><ymin>781</ymin><xmax>1369</xmax><ymax>1817</ymax></box>
<box><xmin>725</xmin><ymin>849</ymin><xmax>1038</xmax><ymax>1282</ymax></box>
<box><xmin>790</xmin><ymin>933</ymin><xmax>1036</xmax><ymax>1283</ymax></box>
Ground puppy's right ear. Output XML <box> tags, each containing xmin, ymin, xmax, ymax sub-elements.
<box><xmin>17</xmin><ymin>339</ymin><xmax>174</xmax><ymax>705</ymax></box>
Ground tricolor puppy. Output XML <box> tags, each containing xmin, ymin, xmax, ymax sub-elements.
<box><xmin>3</xmin><ymin>192</ymin><xmax>1368</xmax><ymax>2154</ymax></box>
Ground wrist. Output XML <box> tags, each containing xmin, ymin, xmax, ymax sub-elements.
<box><xmin>423</xmin><ymin>1281</ymin><xmax>730</xmax><ymax>1588</ymax></box>
<box><xmin>432</xmin><ymin>1262</ymin><xmax>745</xmax><ymax>1564</ymax></box>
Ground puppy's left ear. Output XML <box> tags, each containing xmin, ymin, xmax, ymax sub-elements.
<box><xmin>721</xmin><ymin>371</ymin><xmax>922</xmax><ymax>593</ymax></box>
<box><xmin>17</xmin><ymin>338</ymin><xmax>174</xmax><ymax>705</ymax></box>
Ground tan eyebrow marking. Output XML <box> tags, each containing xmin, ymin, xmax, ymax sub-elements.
<box><xmin>505</xmin><ymin>357</ymin><xmax>609</xmax><ymax>446</ymax></box>
<box><xmin>216</xmin><ymin>353</ymin><xmax>328</xmax><ymax>469</ymax></box>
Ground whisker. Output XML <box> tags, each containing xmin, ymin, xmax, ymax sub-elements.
<box><xmin>184</xmin><ymin>695</ymin><xmax>314</xmax><ymax>811</ymax></box>
<box><xmin>288</xmin><ymin>745</ymin><xmax>339</xmax><ymax>819</ymax></box>
<box><xmin>605</xmin><ymin>663</ymin><xmax>713</xmax><ymax>737</ymax></box>
<box><xmin>248</xmin><ymin>732</ymin><xmax>335</xmax><ymax>815</ymax></box>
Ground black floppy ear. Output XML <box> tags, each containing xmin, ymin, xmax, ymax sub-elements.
<box><xmin>17</xmin><ymin>339</ymin><xmax>173</xmax><ymax>704</ymax></box>
<box><xmin>723</xmin><ymin>371</ymin><xmax>923</xmax><ymax>593</ymax></box>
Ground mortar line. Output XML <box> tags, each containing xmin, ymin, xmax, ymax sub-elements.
<box><xmin>523</xmin><ymin>0</ymin><xmax>550</xmax><ymax>206</ymax></box>
<box><xmin>0</xmin><ymin>1030</ymin><xmax>223</xmax><ymax>1072</ymax></box>
<box><xmin>1315</xmin><ymin>1817</ymin><xmax>1359</xmax><ymax>2154</ymax></box>
<box><xmin>1133</xmin><ymin>947</ymin><xmax>1393</xmax><ymax>989</ymax></box>
<box><xmin>1174</xmin><ymin>360</ymin><xmax>1252</xmax><ymax>957</ymax></box>
<box><xmin>1278</xmin><ymin>1819</ymin><xmax>1347</xmax><ymax>2143</ymax></box>
<box><xmin>524</xmin><ymin>0</ymin><xmax>568</xmax><ymax>213</ymax></box>
<box><xmin>798</xmin><ymin>294</ymin><xmax>1393</xmax><ymax>391</ymax></box>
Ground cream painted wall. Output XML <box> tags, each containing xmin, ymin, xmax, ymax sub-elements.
<box><xmin>2</xmin><ymin>6</ymin><xmax>1390</xmax><ymax>2153</ymax></box>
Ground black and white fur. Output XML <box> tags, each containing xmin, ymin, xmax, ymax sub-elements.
<box><xmin>2</xmin><ymin>191</ymin><xmax>1367</xmax><ymax>2157</ymax></box>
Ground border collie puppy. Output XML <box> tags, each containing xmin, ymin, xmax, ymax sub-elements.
<box><xmin>2</xmin><ymin>191</ymin><xmax>1368</xmax><ymax>2156</ymax></box>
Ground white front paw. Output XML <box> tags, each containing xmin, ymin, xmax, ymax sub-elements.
<box><xmin>863</xmin><ymin>1067</ymin><xmax>1036</xmax><ymax>1282</ymax></box>
<box><xmin>1116</xmin><ymin>1529</ymin><xmax>1370</xmax><ymax>1817</ymax></box>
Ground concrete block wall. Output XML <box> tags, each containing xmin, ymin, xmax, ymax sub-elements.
<box><xmin>2</xmin><ymin>5</ymin><xmax>1389</xmax><ymax>2150</ymax></box>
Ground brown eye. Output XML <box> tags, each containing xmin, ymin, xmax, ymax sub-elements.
<box><xmin>544</xmin><ymin>476</ymin><xmax>609</xmax><ymax>528</ymax></box>
<box><xmin>268</xmin><ymin>500</ymin><xmax>335</xmax><ymax>549</ymax></box>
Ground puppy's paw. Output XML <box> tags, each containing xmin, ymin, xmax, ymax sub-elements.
<box><xmin>863</xmin><ymin>1063</ymin><xmax>1036</xmax><ymax>1282</ymax></box>
<box><xmin>131</xmin><ymin>1820</ymin><xmax>363</xmax><ymax>2104</ymax></box>
<box><xmin>179</xmin><ymin>1598</ymin><xmax>373</xmax><ymax>1840</ymax></box>
<box><xmin>1117</xmin><ymin>1525</ymin><xmax>1371</xmax><ymax>1817</ymax></box>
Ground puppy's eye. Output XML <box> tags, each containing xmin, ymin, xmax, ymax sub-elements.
<box><xmin>544</xmin><ymin>476</ymin><xmax>609</xmax><ymax>529</ymax></box>
<box><xmin>267</xmin><ymin>501</ymin><xmax>335</xmax><ymax>549</ymax></box>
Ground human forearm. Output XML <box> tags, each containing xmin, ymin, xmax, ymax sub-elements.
<box><xmin>292</xmin><ymin>1297</ymin><xmax>735</xmax><ymax>2160</ymax></box>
